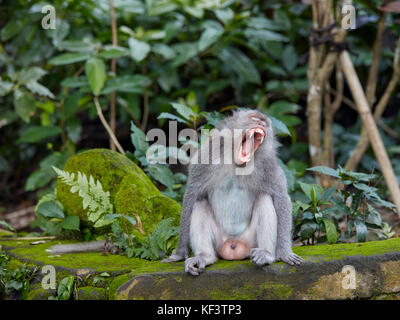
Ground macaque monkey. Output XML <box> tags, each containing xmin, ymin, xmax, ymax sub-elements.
<box><xmin>162</xmin><ymin>110</ymin><xmax>303</xmax><ymax>275</ymax></box>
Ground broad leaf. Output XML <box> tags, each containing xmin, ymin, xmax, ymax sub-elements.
<box><xmin>128</xmin><ymin>38</ymin><xmax>150</xmax><ymax>62</ymax></box>
<box><xmin>37</xmin><ymin>201</ymin><xmax>64</xmax><ymax>219</ymax></box>
<box><xmin>322</xmin><ymin>218</ymin><xmax>337</xmax><ymax>244</ymax></box>
<box><xmin>60</xmin><ymin>216</ymin><xmax>80</xmax><ymax>231</ymax></box>
<box><xmin>85</xmin><ymin>58</ymin><xmax>106</xmax><ymax>96</ymax></box>
<box><xmin>14</xmin><ymin>91</ymin><xmax>36</xmax><ymax>123</ymax></box>
<box><xmin>49</xmin><ymin>52</ymin><xmax>91</xmax><ymax>65</ymax></box>
<box><xmin>17</xmin><ymin>126</ymin><xmax>61</xmax><ymax>143</ymax></box>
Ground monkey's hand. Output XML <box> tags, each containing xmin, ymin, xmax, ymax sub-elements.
<box><xmin>184</xmin><ymin>256</ymin><xmax>207</xmax><ymax>276</ymax></box>
<box><xmin>250</xmin><ymin>248</ymin><xmax>275</xmax><ymax>266</ymax></box>
<box><xmin>276</xmin><ymin>248</ymin><xmax>303</xmax><ymax>266</ymax></box>
<box><xmin>161</xmin><ymin>252</ymin><xmax>185</xmax><ymax>263</ymax></box>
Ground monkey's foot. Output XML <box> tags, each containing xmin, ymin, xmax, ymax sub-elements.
<box><xmin>250</xmin><ymin>248</ymin><xmax>275</xmax><ymax>266</ymax></box>
<box><xmin>161</xmin><ymin>253</ymin><xmax>184</xmax><ymax>263</ymax></box>
<box><xmin>184</xmin><ymin>256</ymin><xmax>208</xmax><ymax>276</ymax></box>
<box><xmin>277</xmin><ymin>251</ymin><xmax>303</xmax><ymax>266</ymax></box>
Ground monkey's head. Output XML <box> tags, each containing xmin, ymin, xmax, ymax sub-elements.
<box><xmin>217</xmin><ymin>109</ymin><xmax>273</xmax><ymax>166</ymax></box>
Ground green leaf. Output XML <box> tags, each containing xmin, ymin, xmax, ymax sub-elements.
<box><xmin>57</xmin><ymin>276</ymin><xmax>74</xmax><ymax>300</ymax></box>
<box><xmin>244</xmin><ymin>29</ymin><xmax>288</xmax><ymax>42</ymax></box>
<box><xmin>61</xmin><ymin>77</ymin><xmax>89</xmax><ymax>88</ymax></box>
<box><xmin>151</xmin><ymin>43</ymin><xmax>176</xmax><ymax>60</ymax></box>
<box><xmin>322</xmin><ymin>218</ymin><xmax>337</xmax><ymax>244</ymax></box>
<box><xmin>14</xmin><ymin>91</ymin><xmax>36</xmax><ymax>123</ymax></box>
<box><xmin>146</xmin><ymin>164</ymin><xmax>174</xmax><ymax>189</ymax></box>
<box><xmin>130</xmin><ymin>121</ymin><xmax>149</xmax><ymax>154</ymax></box>
<box><xmin>282</xmin><ymin>45</ymin><xmax>298</xmax><ymax>72</ymax></box>
<box><xmin>365</xmin><ymin>204</ymin><xmax>382</xmax><ymax>227</ymax></box>
<box><xmin>307</xmin><ymin>166</ymin><xmax>340</xmax><ymax>178</ymax></box>
<box><xmin>220</xmin><ymin>47</ymin><xmax>261</xmax><ymax>85</ymax></box>
<box><xmin>171</xmin><ymin>42</ymin><xmax>198</xmax><ymax>67</ymax></box>
<box><xmin>25</xmin><ymin>81</ymin><xmax>55</xmax><ymax>99</ymax></box>
<box><xmin>214</xmin><ymin>8</ymin><xmax>234</xmax><ymax>25</ymax></box>
<box><xmin>49</xmin><ymin>52</ymin><xmax>91</xmax><ymax>65</ymax></box>
<box><xmin>269</xmin><ymin>116</ymin><xmax>291</xmax><ymax>136</ymax></box>
<box><xmin>170</xmin><ymin>102</ymin><xmax>197</xmax><ymax>122</ymax></box>
<box><xmin>85</xmin><ymin>58</ymin><xmax>106</xmax><ymax>96</ymax></box>
<box><xmin>298</xmin><ymin>181</ymin><xmax>323</xmax><ymax>202</ymax></box>
<box><xmin>0</xmin><ymin>220</ymin><xmax>16</xmax><ymax>232</ymax></box>
<box><xmin>1</xmin><ymin>21</ymin><xmax>23</xmax><ymax>41</ymax></box>
<box><xmin>122</xmin><ymin>215</ymin><xmax>137</xmax><ymax>226</ymax></box>
<box><xmin>37</xmin><ymin>201</ymin><xmax>65</xmax><ymax>219</ymax></box>
<box><xmin>320</xmin><ymin>186</ymin><xmax>337</xmax><ymax>202</ymax></box>
<box><xmin>198</xmin><ymin>24</ymin><xmax>224</xmax><ymax>51</ymax></box>
<box><xmin>102</xmin><ymin>75</ymin><xmax>151</xmax><ymax>94</ymax></box>
<box><xmin>354</xmin><ymin>220</ymin><xmax>367</xmax><ymax>242</ymax></box>
<box><xmin>300</xmin><ymin>222</ymin><xmax>317</xmax><ymax>240</ymax></box>
<box><xmin>58</xmin><ymin>40</ymin><xmax>95</xmax><ymax>52</ymax></box>
<box><xmin>25</xmin><ymin>169</ymin><xmax>53</xmax><ymax>191</ymax></box>
<box><xmin>17</xmin><ymin>126</ymin><xmax>61</xmax><ymax>143</ymax></box>
<box><xmin>157</xmin><ymin>112</ymin><xmax>188</xmax><ymax>124</ymax></box>
<box><xmin>0</xmin><ymin>81</ymin><xmax>13</xmax><ymax>97</ymax></box>
<box><xmin>128</xmin><ymin>38</ymin><xmax>150</xmax><ymax>62</ymax></box>
<box><xmin>98</xmin><ymin>46</ymin><xmax>130</xmax><ymax>59</ymax></box>
<box><xmin>60</xmin><ymin>216</ymin><xmax>80</xmax><ymax>231</ymax></box>
<box><xmin>16</xmin><ymin>67</ymin><xmax>47</xmax><ymax>84</ymax></box>
<box><xmin>310</xmin><ymin>187</ymin><xmax>318</xmax><ymax>206</ymax></box>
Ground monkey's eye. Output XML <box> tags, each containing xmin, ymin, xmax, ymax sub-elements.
<box><xmin>251</xmin><ymin>117</ymin><xmax>267</xmax><ymax>127</ymax></box>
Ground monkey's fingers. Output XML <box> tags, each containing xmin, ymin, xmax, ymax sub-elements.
<box><xmin>284</xmin><ymin>253</ymin><xmax>303</xmax><ymax>266</ymax></box>
<box><xmin>185</xmin><ymin>257</ymin><xmax>205</xmax><ymax>276</ymax></box>
<box><xmin>250</xmin><ymin>248</ymin><xmax>275</xmax><ymax>266</ymax></box>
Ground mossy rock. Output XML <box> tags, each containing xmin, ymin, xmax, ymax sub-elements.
<box><xmin>26</xmin><ymin>284</ymin><xmax>55</xmax><ymax>300</ymax></box>
<box><xmin>2</xmin><ymin>237</ymin><xmax>400</xmax><ymax>300</ymax></box>
<box><xmin>56</xmin><ymin>149</ymin><xmax>181</xmax><ymax>235</ymax></box>
<box><xmin>75</xmin><ymin>286</ymin><xmax>108</xmax><ymax>300</ymax></box>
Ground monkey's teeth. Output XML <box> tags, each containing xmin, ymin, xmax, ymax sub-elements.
<box><xmin>255</xmin><ymin>128</ymin><xmax>264</xmax><ymax>134</ymax></box>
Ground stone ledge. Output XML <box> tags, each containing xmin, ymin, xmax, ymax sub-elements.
<box><xmin>1</xmin><ymin>237</ymin><xmax>400</xmax><ymax>300</ymax></box>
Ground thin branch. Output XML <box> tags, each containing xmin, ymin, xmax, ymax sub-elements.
<box><xmin>109</xmin><ymin>0</ymin><xmax>118</xmax><ymax>151</ymax></box>
<box><xmin>140</xmin><ymin>63</ymin><xmax>149</xmax><ymax>131</ymax></box>
<box><xmin>94</xmin><ymin>96</ymin><xmax>125</xmax><ymax>155</ymax></box>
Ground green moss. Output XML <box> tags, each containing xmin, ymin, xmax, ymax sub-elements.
<box><xmin>109</xmin><ymin>274</ymin><xmax>132</xmax><ymax>300</ymax></box>
<box><xmin>56</xmin><ymin>149</ymin><xmax>181</xmax><ymax>235</ymax></box>
<box><xmin>3</xmin><ymin>238</ymin><xmax>400</xmax><ymax>277</ymax></box>
<box><xmin>75</xmin><ymin>286</ymin><xmax>108</xmax><ymax>300</ymax></box>
<box><xmin>1</xmin><ymin>239</ymin><xmax>183</xmax><ymax>274</ymax></box>
<box><xmin>210</xmin><ymin>282</ymin><xmax>292</xmax><ymax>300</ymax></box>
<box><xmin>292</xmin><ymin>238</ymin><xmax>400</xmax><ymax>262</ymax></box>
<box><xmin>26</xmin><ymin>284</ymin><xmax>55</xmax><ymax>300</ymax></box>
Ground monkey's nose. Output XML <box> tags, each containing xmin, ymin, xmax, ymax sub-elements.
<box><xmin>231</xmin><ymin>243</ymin><xmax>236</xmax><ymax>250</ymax></box>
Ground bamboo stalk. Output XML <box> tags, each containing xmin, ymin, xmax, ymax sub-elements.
<box><xmin>340</xmin><ymin>50</ymin><xmax>400</xmax><ymax>214</ymax></box>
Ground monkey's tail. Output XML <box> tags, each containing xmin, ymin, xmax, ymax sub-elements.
<box><xmin>46</xmin><ymin>240</ymin><xmax>105</xmax><ymax>255</ymax></box>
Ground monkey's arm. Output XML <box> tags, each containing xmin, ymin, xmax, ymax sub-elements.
<box><xmin>271</xmin><ymin>170</ymin><xmax>303</xmax><ymax>266</ymax></box>
<box><xmin>161</xmin><ymin>166</ymin><xmax>204</xmax><ymax>263</ymax></box>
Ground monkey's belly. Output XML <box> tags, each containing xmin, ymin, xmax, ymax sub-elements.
<box><xmin>218</xmin><ymin>239</ymin><xmax>250</xmax><ymax>260</ymax></box>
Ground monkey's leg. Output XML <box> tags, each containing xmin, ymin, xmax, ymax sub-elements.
<box><xmin>243</xmin><ymin>194</ymin><xmax>277</xmax><ymax>266</ymax></box>
<box><xmin>185</xmin><ymin>199</ymin><xmax>221</xmax><ymax>276</ymax></box>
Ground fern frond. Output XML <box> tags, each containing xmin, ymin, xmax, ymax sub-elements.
<box><xmin>52</xmin><ymin>166</ymin><xmax>114</xmax><ymax>228</ymax></box>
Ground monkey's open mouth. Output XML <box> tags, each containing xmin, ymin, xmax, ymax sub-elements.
<box><xmin>238</xmin><ymin>127</ymin><xmax>265</xmax><ymax>164</ymax></box>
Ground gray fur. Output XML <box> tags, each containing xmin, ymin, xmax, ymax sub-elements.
<box><xmin>162</xmin><ymin>110</ymin><xmax>303</xmax><ymax>272</ymax></box>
